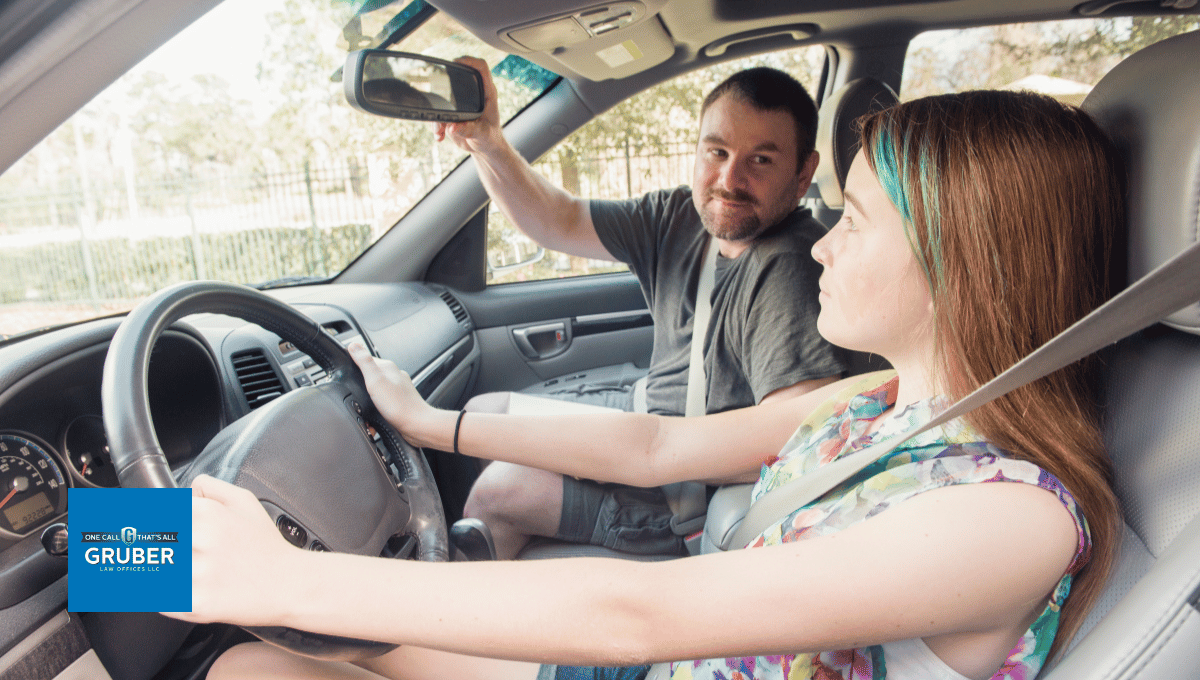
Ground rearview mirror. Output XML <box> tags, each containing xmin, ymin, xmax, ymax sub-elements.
<box><xmin>344</xmin><ymin>50</ymin><xmax>485</xmax><ymax>122</ymax></box>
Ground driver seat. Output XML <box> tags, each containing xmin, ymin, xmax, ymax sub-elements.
<box><xmin>1042</xmin><ymin>28</ymin><xmax>1200</xmax><ymax>677</ymax></box>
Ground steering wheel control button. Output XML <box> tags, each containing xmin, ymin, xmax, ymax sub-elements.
<box><xmin>276</xmin><ymin>515</ymin><xmax>308</xmax><ymax>547</ymax></box>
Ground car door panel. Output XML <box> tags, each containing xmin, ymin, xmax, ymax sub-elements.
<box><xmin>455</xmin><ymin>273</ymin><xmax>652</xmax><ymax>396</ymax></box>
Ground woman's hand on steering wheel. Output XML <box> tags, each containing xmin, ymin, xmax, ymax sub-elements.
<box><xmin>349</xmin><ymin>343</ymin><xmax>434</xmax><ymax>444</ymax></box>
<box><xmin>162</xmin><ymin>475</ymin><xmax>302</xmax><ymax>627</ymax></box>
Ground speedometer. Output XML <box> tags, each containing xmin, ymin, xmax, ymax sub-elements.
<box><xmin>0</xmin><ymin>432</ymin><xmax>69</xmax><ymax>538</ymax></box>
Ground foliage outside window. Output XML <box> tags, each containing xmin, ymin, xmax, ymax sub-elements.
<box><xmin>486</xmin><ymin>45</ymin><xmax>826</xmax><ymax>285</ymax></box>
<box><xmin>0</xmin><ymin>0</ymin><xmax>551</xmax><ymax>338</ymax></box>
<box><xmin>901</xmin><ymin>16</ymin><xmax>1200</xmax><ymax>102</ymax></box>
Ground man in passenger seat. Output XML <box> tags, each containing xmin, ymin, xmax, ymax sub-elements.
<box><xmin>439</xmin><ymin>58</ymin><xmax>846</xmax><ymax>559</ymax></box>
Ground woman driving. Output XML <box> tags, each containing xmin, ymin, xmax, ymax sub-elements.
<box><xmin>170</xmin><ymin>89</ymin><xmax>1124</xmax><ymax>680</ymax></box>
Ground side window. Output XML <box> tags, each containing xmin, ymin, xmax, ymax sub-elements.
<box><xmin>901</xmin><ymin>16</ymin><xmax>1199</xmax><ymax>101</ymax></box>
<box><xmin>486</xmin><ymin>45</ymin><xmax>826</xmax><ymax>285</ymax></box>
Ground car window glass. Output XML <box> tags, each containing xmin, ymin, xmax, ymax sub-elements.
<box><xmin>901</xmin><ymin>16</ymin><xmax>1199</xmax><ymax>101</ymax></box>
<box><xmin>0</xmin><ymin>0</ymin><xmax>554</xmax><ymax>339</ymax></box>
<box><xmin>486</xmin><ymin>44</ymin><xmax>826</xmax><ymax>285</ymax></box>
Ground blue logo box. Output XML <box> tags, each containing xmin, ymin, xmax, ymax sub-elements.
<box><xmin>68</xmin><ymin>488</ymin><xmax>191</xmax><ymax>613</ymax></box>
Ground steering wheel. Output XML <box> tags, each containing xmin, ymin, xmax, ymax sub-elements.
<box><xmin>100</xmin><ymin>281</ymin><xmax>448</xmax><ymax>661</ymax></box>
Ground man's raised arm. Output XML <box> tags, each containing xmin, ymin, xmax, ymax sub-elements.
<box><xmin>435</xmin><ymin>57</ymin><xmax>615</xmax><ymax>261</ymax></box>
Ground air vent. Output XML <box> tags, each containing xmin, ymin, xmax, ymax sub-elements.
<box><xmin>231</xmin><ymin>349</ymin><xmax>284</xmax><ymax>409</ymax></box>
<box><xmin>439</xmin><ymin>291</ymin><xmax>469</xmax><ymax>326</ymax></box>
<box><xmin>322</xmin><ymin>320</ymin><xmax>352</xmax><ymax>335</ymax></box>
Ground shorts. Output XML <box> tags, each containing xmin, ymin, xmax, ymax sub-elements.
<box><xmin>519</xmin><ymin>377</ymin><xmax>685</xmax><ymax>556</ymax></box>
<box><xmin>556</xmin><ymin>478</ymin><xmax>687</xmax><ymax>556</ymax></box>
<box><xmin>537</xmin><ymin>664</ymin><xmax>652</xmax><ymax>680</ymax></box>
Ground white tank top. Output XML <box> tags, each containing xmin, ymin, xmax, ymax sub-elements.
<box><xmin>879</xmin><ymin>638</ymin><xmax>972</xmax><ymax>680</ymax></box>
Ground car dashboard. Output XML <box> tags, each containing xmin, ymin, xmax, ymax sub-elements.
<box><xmin>0</xmin><ymin>281</ymin><xmax>478</xmax><ymax>673</ymax></box>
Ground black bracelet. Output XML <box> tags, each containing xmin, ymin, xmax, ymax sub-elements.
<box><xmin>453</xmin><ymin>409</ymin><xmax>466</xmax><ymax>455</ymax></box>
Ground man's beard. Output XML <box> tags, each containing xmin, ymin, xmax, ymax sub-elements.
<box><xmin>699</xmin><ymin>188</ymin><xmax>783</xmax><ymax>242</ymax></box>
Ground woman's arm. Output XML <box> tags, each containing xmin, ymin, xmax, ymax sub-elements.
<box><xmin>172</xmin><ymin>476</ymin><xmax>1078</xmax><ymax>673</ymax></box>
<box><xmin>351</xmin><ymin>344</ymin><xmax>850</xmax><ymax>487</ymax></box>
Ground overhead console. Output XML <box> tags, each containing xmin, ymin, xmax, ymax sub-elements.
<box><xmin>502</xmin><ymin>2</ymin><xmax>673</xmax><ymax>80</ymax></box>
<box><xmin>431</xmin><ymin>0</ymin><xmax>673</xmax><ymax>80</ymax></box>
<box><xmin>505</xmin><ymin>3</ymin><xmax>649</xmax><ymax>50</ymax></box>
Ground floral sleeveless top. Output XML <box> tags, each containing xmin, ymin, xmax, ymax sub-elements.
<box><xmin>669</xmin><ymin>371</ymin><xmax>1092</xmax><ymax>680</ymax></box>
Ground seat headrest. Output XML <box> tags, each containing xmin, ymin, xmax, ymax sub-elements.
<box><xmin>1083</xmin><ymin>29</ymin><xmax>1200</xmax><ymax>335</ymax></box>
<box><xmin>813</xmin><ymin>77</ymin><xmax>899</xmax><ymax>208</ymax></box>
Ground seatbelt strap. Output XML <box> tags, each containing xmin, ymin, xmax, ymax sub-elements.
<box><xmin>631</xmin><ymin>375</ymin><xmax>649</xmax><ymax>413</ymax></box>
<box><xmin>728</xmin><ymin>237</ymin><xmax>1200</xmax><ymax>550</ymax></box>
<box><xmin>664</xmin><ymin>236</ymin><xmax>719</xmax><ymax>537</ymax></box>
<box><xmin>685</xmin><ymin>236</ymin><xmax>718</xmax><ymax>418</ymax></box>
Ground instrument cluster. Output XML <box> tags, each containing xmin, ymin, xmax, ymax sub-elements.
<box><xmin>0</xmin><ymin>432</ymin><xmax>68</xmax><ymax>539</ymax></box>
<box><xmin>0</xmin><ymin>328</ymin><xmax>224</xmax><ymax>548</ymax></box>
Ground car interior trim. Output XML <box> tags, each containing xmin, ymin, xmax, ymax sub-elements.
<box><xmin>0</xmin><ymin>0</ymin><xmax>222</xmax><ymax>176</ymax></box>
<box><xmin>458</xmin><ymin>273</ymin><xmax>646</xmax><ymax>329</ymax></box>
<box><xmin>0</xmin><ymin>610</ymin><xmax>87</xmax><ymax>680</ymax></box>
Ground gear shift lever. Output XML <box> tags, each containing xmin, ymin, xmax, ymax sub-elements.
<box><xmin>450</xmin><ymin>518</ymin><xmax>497</xmax><ymax>561</ymax></box>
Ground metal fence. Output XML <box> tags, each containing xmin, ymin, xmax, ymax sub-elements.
<box><xmin>487</xmin><ymin>139</ymin><xmax>696</xmax><ymax>284</ymax></box>
<box><xmin>0</xmin><ymin>140</ymin><xmax>699</xmax><ymax>314</ymax></box>
<box><xmin>0</xmin><ymin>157</ymin><xmax>377</xmax><ymax>307</ymax></box>
<box><xmin>534</xmin><ymin>140</ymin><xmax>696</xmax><ymax>200</ymax></box>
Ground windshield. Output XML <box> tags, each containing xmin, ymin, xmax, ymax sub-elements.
<box><xmin>0</xmin><ymin>0</ymin><xmax>556</xmax><ymax>339</ymax></box>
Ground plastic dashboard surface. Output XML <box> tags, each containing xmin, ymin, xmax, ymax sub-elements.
<box><xmin>0</xmin><ymin>281</ymin><xmax>476</xmax><ymax>663</ymax></box>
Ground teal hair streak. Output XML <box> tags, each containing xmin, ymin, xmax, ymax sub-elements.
<box><xmin>867</xmin><ymin>125</ymin><xmax>946</xmax><ymax>293</ymax></box>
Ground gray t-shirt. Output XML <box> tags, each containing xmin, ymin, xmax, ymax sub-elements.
<box><xmin>590</xmin><ymin>186</ymin><xmax>846</xmax><ymax>416</ymax></box>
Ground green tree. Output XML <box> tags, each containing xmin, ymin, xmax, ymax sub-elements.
<box><xmin>1044</xmin><ymin>15</ymin><xmax>1200</xmax><ymax>83</ymax></box>
<box><xmin>257</xmin><ymin>0</ymin><xmax>347</xmax><ymax>163</ymax></box>
<box><xmin>901</xmin><ymin>15</ymin><xmax>1200</xmax><ymax>99</ymax></box>
<box><xmin>128</xmin><ymin>72</ymin><xmax>257</xmax><ymax>172</ymax></box>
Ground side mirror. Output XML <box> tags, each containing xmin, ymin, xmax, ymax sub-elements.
<box><xmin>344</xmin><ymin>50</ymin><xmax>484</xmax><ymax>122</ymax></box>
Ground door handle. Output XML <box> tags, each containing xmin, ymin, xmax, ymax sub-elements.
<box><xmin>512</xmin><ymin>321</ymin><xmax>570</xmax><ymax>359</ymax></box>
<box><xmin>572</xmin><ymin>310</ymin><xmax>652</xmax><ymax>336</ymax></box>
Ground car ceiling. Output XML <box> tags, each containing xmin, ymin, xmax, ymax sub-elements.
<box><xmin>428</xmin><ymin>0</ymin><xmax>1176</xmax><ymax>84</ymax></box>
<box><xmin>0</xmin><ymin>0</ymin><xmax>1192</xmax><ymax>179</ymax></box>
<box><xmin>436</xmin><ymin>0</ymin><xmax>1085</xmax><ymax>55</ymax></box>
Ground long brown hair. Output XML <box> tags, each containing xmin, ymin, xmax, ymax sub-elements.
<box><xmin>859</xmin><ymin>90</ymin><xmax>1123</xmax><ymax>659</ymax></box>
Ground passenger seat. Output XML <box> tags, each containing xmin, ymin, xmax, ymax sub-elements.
<box><xmin>519</xmin><ymin>76</ymin><xmax>900</xmax><ymax>561</ymax></box>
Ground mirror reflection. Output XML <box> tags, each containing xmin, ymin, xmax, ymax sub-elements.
<box><xmin>362</xmin><ymin>55</ymin><xmax>474</xmax><ymax>112</ymax></box>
